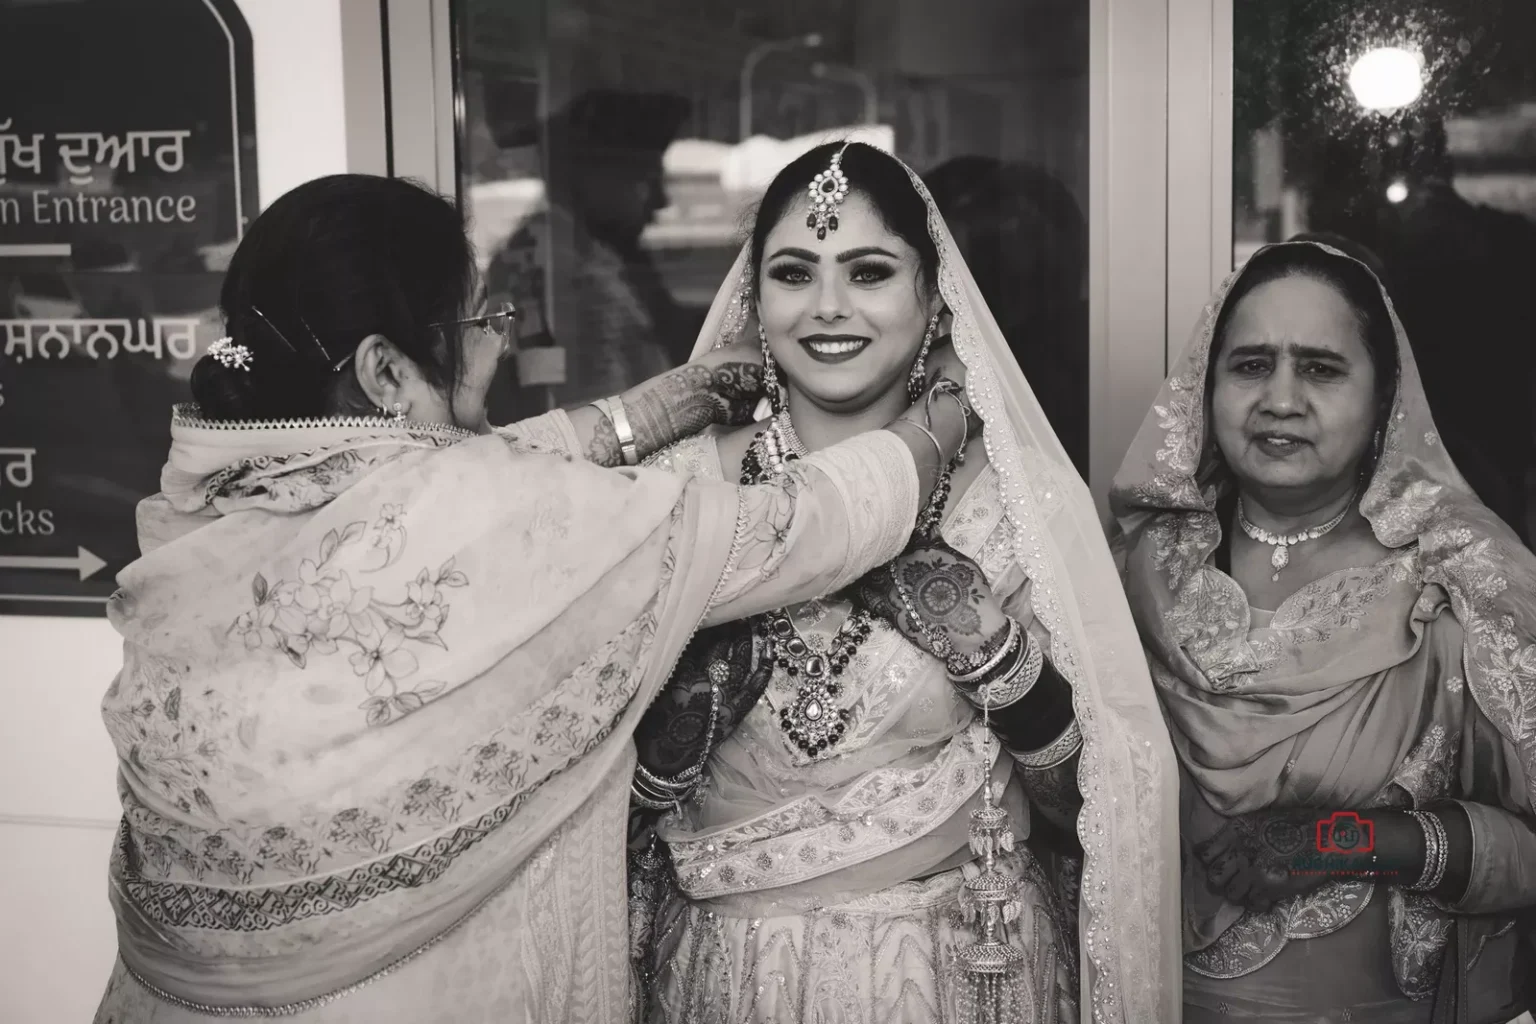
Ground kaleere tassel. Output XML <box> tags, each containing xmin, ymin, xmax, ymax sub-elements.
<box><xmin>956</xmin><ymin>771</ymin><xmax>1026</xmax><ymax>1022</ymax></box>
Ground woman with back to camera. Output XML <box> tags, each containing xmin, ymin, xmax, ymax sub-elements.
<box><xmin>92</xmin><ymin>172</ymin><xmax>984</xmax><ymax>1022</ymax></box>
<box><xmin>626</xmin><ymin>141</ymin><xmax>1181</xmax><ymax>1024</ymax></box>
<box><xmin>1113</xmin><ymin>240</ymin><xmax>1536</xmax><ymax>1023</ymax></box>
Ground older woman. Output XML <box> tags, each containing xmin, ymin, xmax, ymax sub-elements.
<box><xmin>93</xmin><ymin>173</ymin><xmax>980</xmax><ymax>1022</ymax></box>
<box><xmin>1112</xmin><ymin>240</ymin><xmax>1536</xmax><ymax>1023</ymax></box>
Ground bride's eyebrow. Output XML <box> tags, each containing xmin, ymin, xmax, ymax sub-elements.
<box><xmin>765</xmin><ymin>245</ymin><xmax>902</xmax><ymax>263</ymax></box>
<box><xmin>767</xmin><ymin>246</ymin><xmax>819</xmax><ymax>262</ymax></box>
<box><xmin>834</xmin><ymin>246</ymin><xmax>898</xmax><ymax>263</ymax></box>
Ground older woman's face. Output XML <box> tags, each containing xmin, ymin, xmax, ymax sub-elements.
<box><xmin>1209</xmin><ymin>273</ymin><xmax>1378</xmax><ymax>501</ymax></box>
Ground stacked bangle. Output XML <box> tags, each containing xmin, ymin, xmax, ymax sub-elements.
<box><xmin>631</xmin><ymin>681</ymin><xmax>721</xmax><ymax>811</ymax></box>
<box><xmin>947</xmin><ymin>619</ymin><xmax>1019</xmax><ymax>681</ymax></box>
<box><xmin>1406</xmin><ymin>809</ymin><xmax>1449</xmax><ymax>892</ymax></box>
<box><xmin>969</xmin><ymin>632</ymin><xmax>1044</xmax><ymax>710</ymax></box>
<box><xmin>1009</xmin><ymin>718</ymin><xmax>1083</xmax><ymax>770</ymax></box>
<box><xmin>942</xmin><ymin>616</ymin><xmax>1048</xmax><ymax>711</ymax></box>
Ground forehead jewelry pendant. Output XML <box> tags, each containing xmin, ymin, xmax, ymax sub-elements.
<box><xmin>806</xmin><ymin>143</ymin><xmax>852</xmax><ymax>240</ymax></box>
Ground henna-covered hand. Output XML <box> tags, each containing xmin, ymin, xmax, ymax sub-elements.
<box><xmin>1193</xmin><ymin>808</ymin><xmax>1333</xmax><ymax>912</ymax></box>
<box><xmin>634</xmin><ymin>621</ymin><xmax>771</xmax><ymax>779</ymax></box>
<box><xmin>587</xmin><ymin>360</ymin><xmax>765</xmax><ymax>465</ymax></box>
<box><xmin>849</xmin><ymin>540</ymin><xmax>1008</xmax><ymax>663</ymax></box>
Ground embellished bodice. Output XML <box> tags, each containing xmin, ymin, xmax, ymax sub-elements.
<box><xmin>645</xmin><ymin>432</ymin><xmax>1024</xmax><ymax>899</ymax></box>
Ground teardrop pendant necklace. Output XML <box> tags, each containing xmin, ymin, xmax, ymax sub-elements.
<box><xmin>1237</xmin><ymin>491</ymin><xmax>1355</xmax><ymax>581</ymax></box>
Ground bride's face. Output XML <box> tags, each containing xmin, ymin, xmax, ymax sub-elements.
<box><xmin>758</xmin><ymin>192</ymin><xmax>937</xmax><ymax>412</ymax></box>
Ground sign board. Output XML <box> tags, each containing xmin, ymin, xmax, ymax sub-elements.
<box><xmin>0</xmin><ymin>0</ymin><xmax>256</xmax><ymax>616</ymax></box>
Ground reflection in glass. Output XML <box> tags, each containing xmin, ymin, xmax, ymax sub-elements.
<box><xmin>1234</xmin><ymin>0</ymin><xmax>1536</xmax><ymax>543</ymax></box>
<box><xmin>453</xmin><ymin>0</ymin><xmax>1090</xmax><ymax>471</ymax></box>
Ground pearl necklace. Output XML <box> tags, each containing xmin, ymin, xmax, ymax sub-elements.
<box><xmin>1237</xmin><ymin>492</ymin><xmax>1354</xmax><ymax>581</ymax></box>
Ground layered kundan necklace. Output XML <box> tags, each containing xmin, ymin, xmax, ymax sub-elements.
<box><xmin>1237</xmin><ymin>490</ymin><xmax>1355</xmax><ymax>581</ymax></box>
<box><xmin>741</xmin><ymin>411</ymin><xmax>952</xmax><ymax>758</ymax></box>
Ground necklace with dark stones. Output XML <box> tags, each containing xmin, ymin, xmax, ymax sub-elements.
<box><xmin>741</xmin><ymin>412</ymin><xmax>952</xmax><ymax>758</ymax></box>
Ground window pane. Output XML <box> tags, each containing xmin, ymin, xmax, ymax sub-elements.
<box><xmin>1233</xmin><ymin>0</ymin><xmax>1536</xmax><ymax>543</ymax></box>
<box><xmin>454</xmin><ymin>0</ymin><xmax>1092</xmax><ymax>473</ymax></box>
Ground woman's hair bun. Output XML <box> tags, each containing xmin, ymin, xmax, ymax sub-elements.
<box><xmin>190</xmin><ymin>312</ymin><xmax>334</xmax><ymax>421</ymax></box>
<box><xmin>189</xmin><ymin>174</ymin><xmax>474</xmax><ymax>423</ymax></box>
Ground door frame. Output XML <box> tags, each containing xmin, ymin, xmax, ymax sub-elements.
<box><xmin>1166</xmin><ymin>0</ymin><xmax>1234</xmax><ymax>366</ymax></box>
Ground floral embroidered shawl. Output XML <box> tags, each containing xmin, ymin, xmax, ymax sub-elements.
<box><xmin>1110</xmin><ymin>241</ymin><xmax>1536</xmax><ymax>990</ymax></box>
<box><xmin>101</xmin><ymin>408</ymin><xmax>742</xmax><ymax>1014</ymax></box>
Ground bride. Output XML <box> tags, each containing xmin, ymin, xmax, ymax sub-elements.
<box><xmin>631</xmin><ymin>141</ymin><xmax>1182</xmax><ymax>1023</ymax></box>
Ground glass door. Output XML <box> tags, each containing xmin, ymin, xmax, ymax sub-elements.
<box><xmin>451</xmin><ymin>0</ymin><xmax>1094</xmax><ymax>472</ymax></box>
<box><xmin>388</xmin><ymin>0</ymin><xmax>1178</xmax><ymax>508</ymax></box>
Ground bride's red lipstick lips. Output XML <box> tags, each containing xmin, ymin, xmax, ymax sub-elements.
<box><xmin>799</xmin><ymin>334</ymin><xmax>872</xmax><ymax>365</ymax></box>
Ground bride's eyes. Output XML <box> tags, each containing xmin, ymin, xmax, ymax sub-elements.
<box><xmin>765</xmin><ymin>260</ymin><xmax>898</xmax><ymax>287</ymax></box>
<box><xmin>766</xmin><ymin>262</ymin><xmax>813</xmax><ymax>285</ymax></box>
<box><xmin>848</xmin><ymin>261</ymin><xmax>896</xmax><ymax>285</ymax></box>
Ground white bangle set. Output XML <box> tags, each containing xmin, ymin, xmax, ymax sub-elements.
<box><xmin>1406</xmin><ymin>809</ymin><xmax>1449</xmax><ymax>892</ymax></box>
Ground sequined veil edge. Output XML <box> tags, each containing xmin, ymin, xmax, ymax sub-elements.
<box><xmin>685</xmin><ymin>144</ymin><xmax>1184</xmax><ymax>1024</ymax></box>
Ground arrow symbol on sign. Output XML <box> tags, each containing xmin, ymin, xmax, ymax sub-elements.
<box><xmin>0</xmin><ymin>546</ymin><xmax>108</xmax><ymax>580</ymax></box>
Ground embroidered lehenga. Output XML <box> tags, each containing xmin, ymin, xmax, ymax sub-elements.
<box><xmin>640</xmin><ymin>154</ymin><xmax>1183</xmax><ymax>1024</ymax></box>
<box><xmin>1112</xmin><ymin>241</ymin><xmax>1536</xmax><ymax>1023</ymax></box>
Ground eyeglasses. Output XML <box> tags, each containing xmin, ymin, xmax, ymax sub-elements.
<box><xmin>432</xmin><ymin>302</ymin><xmax>518</xmax><ymax>340</ymax></box>
<box><xmin>328</xmin><ymin>302</ymin><xmax>519</xmax><ymax>374</ymax></box>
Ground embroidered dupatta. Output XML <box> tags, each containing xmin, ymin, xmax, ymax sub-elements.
<box><xmin>1110</xmin><ymin>241</ymin><xmax>1536</xmax><ymax>998</ymax></box>
<box><xmin>101</xmin><ymin>410</ymin><xmax>742</xmax><ymax>1015</ymax></box>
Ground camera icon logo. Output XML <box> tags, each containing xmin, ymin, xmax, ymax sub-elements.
<box><xmin>1315</xmin><ymin>810</ymin><xmax>1375</xmax><ymax>854</ymax></box>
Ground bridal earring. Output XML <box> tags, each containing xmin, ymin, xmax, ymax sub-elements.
<box><xmin>381</xmin><ymin>402</ymin><xmax>405</xmax><ymax>424</ymax></box>
<box><xmin>759</xmin><ymin>323</ymin><xmax>786</xmax><ymax>414</ymax></box>
<box><xmin>908</xmin><ymin>310</ymin><xmax>940</xmax><ymax>402</ymax></box>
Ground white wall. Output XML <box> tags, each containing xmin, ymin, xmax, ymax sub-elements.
<box><xmin>0</xmin><ymin>3</ymin><xmax>351</xmax><ymax>1021</ymax></box>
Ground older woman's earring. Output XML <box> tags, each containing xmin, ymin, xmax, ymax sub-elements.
<box><xmin>382</xmin><ymin>402</ymin><xmax>405</xmax><ymax>424</ymax></box>
<box><xmin>908</xmin><ymin>311</ymin><xmax>940</xmax><ymax>403</ymax></box>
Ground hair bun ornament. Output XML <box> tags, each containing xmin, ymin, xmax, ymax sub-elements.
<box><xmin>208</xmin><ymin>336</ymin><xmax>253</xmax><ymax>371</ymax></box>
<box><xmin>806</xmin><ymin>143</ymin><xmax>851</xmax><ymax>240</ymax></box>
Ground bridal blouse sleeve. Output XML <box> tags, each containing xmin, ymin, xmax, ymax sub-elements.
<box><xmin>701</xmin><ymin>429</ymin><xmax>919</xmax><ymax>626</ymax></box>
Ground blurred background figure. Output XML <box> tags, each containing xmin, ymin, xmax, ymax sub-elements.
<box><xmin>484</xmin><ymin>89</ymin><xmax>696</xmax><ymax>413</ymax></box>
<box><xmin>926</xmin><ymin>156</ymin><xmax>1090</xmax><ymax>474</ymax></box>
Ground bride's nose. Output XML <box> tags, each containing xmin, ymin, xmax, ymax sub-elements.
<box><xmin>812</xmin><ymin>273</ymin><xmax>852</xmax><ymax>324</ymax></box>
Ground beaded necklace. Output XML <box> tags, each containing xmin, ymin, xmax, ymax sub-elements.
<box><xmin>741</xmin><ymin>412</ymin><xmax>953</xmax><ymax>758</ymax></box>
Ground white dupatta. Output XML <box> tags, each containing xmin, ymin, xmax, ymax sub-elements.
<box><xmin>684</xmin><ymin>148</ymin><xmax>1183</xmax><ymax>1024</ymax></box>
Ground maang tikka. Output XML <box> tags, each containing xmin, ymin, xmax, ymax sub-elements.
<box><xmin>806</xmin><ymin>142</ymin><xmax>852</xmax><ymax>240</ymax></box>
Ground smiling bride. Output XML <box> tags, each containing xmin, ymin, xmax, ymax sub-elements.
<box><xmin>626</xmin><ymin>141</ymin><xmax>1182</xmax><ymax>1024</ymax></box>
